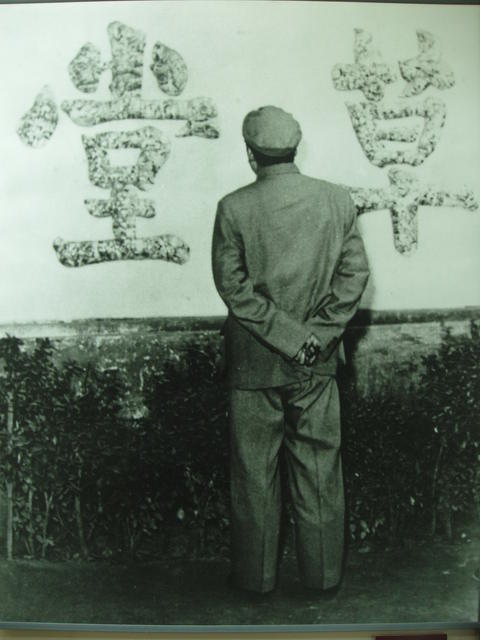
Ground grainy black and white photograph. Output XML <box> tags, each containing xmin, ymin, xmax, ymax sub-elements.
<box><xmin>0</xmin><ymin>0</ymin><xmax>479</xmax><ymax>628</ymax></box>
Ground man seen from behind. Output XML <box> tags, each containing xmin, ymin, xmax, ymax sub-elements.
<box><xmin>211</xmin><ymin>105</ymin><xmax>370</xmax><ymax>595</ymax></box>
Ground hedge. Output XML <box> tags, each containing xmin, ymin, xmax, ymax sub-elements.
<box><xmin>0</xmin><ymin>323</ymin><xmax>478</xmax><ymax>560</ymax></box>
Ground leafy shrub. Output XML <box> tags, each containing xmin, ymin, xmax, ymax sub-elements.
<box><xmin>341</xmin><ymin>393</ymin><xmax>431</xmax><ymax>544</ymax></box>
<box><xmin>418</xmin><ymin>323</ymin><xmax>480</xmax><ymax>537</ymax></box>
<box><xmin>141</xmin><ymin>340</ymin><xmax>229</xmax><ymax>556</ymax></box>
<box><xmin>342</xmin><ymin>321</ymin><xmax>480</xmax><ymax>545</ymax></box>
<box><xmin>0</xmin><ymin>324</ymin><xmax>478</xmax><ymax>560</ymax></box>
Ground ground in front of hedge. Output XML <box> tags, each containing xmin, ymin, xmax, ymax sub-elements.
<box><xmin>0</xmin><ymin>531</ymin><xmax>478</xmax><ymax>626</ymax></box>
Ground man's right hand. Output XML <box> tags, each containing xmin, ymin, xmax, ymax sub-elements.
<box><xmin>294</xmin><ymin>334</ymin><xmax>322</xmax><ymax>367</ymax></box>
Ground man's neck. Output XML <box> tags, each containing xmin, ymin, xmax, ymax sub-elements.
<box><xmin>256</xmin><ymin>163</ymin><xmax>300</xmax><ymax>180</ymax></box>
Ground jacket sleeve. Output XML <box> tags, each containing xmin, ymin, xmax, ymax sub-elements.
<box><xmin>212</xmin><ymin>200</ymin><xmax>311</xmax><ymax>359</ymax></box>
<box><xmin>308</xmin><ymin>193</ymin><xmax>370</xmax><ymax>360</ymax></box>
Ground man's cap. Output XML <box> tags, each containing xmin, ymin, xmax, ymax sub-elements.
<box><xmin>242</xmin><ymin>105</ymin><xmax>302</xmax><ymax>157</ymax></box>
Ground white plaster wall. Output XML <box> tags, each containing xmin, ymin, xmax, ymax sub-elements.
<box><xmin>0</xmin><ymin>1</ymin><xmax>478</xmax><ymax>322</ymax></box>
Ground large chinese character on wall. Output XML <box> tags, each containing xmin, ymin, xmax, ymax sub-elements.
<box><xmin>16</xmin><ymin>21</ymin><xmax>478</xmax><ymax>262</ymax></box>
<box><xmin>332</xmin><ymin>29</ymin><xmax>478</xmax><ymax>255</ymax></box>
<box><xmin>17</xmin><ymin>22</ymin><xmax>219</xmax><ymax>267</ymax></box>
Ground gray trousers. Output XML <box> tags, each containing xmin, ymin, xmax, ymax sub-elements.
<box><xmin>229</xmin><ymin>375</ymin><xmax>344</xmax><ymax>593</ymax></box>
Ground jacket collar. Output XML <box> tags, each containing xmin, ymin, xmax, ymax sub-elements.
<box><xmin>256</xmin><ymin>163</ymin><xmax>300</xmax><ymax>180</ymax></box>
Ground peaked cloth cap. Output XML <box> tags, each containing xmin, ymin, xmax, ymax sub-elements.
<box><xmin>242</xmin><ymin>106</ymin><xmax>302</xmax><ymax>157</ymax></box>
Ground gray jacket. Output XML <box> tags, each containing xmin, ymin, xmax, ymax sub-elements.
<box><xmin>212</xmin><ymin>162</ymin><xmax>370</xmax><ymax>389</ymax></box>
